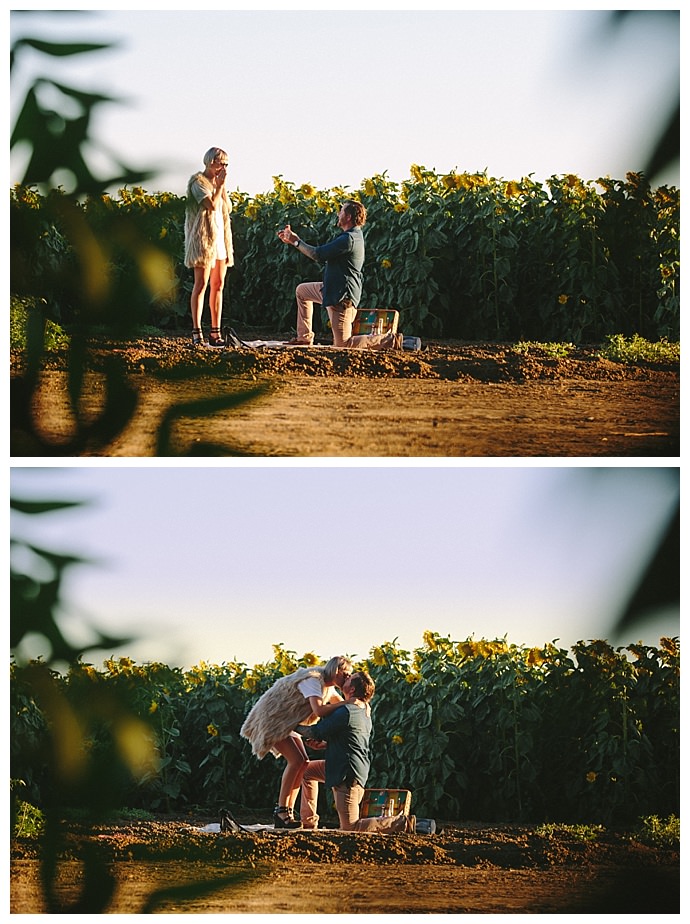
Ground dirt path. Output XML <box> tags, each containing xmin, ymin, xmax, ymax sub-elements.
<box><xmin>10</xmin><ymin>857</ymin><xmax>679</xmax><ymax>914</ymax></box>
<box><xmin>12</xmin><ymin>337</ymin><xmax>679</xmax><ymax>457</ymax></box>
<box><xmin>10</xmin><ymin>816</ymin><xmax>680</xmax><ymax>914</ymax></box>
<box><xmin>120</xmin><ymin>376</ymin><xmax>679</xmax><ymax>457</ymax></box>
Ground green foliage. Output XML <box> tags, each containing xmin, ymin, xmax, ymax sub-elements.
<box><xmin>634</xmin><ymin>813</ymin><xmax>680</xmax><ymax>848</ymax></box>
<box><xmin>363</xmin><ymin>634</ymin><xmax>678</xmax><ymax>825</ymax></box>
<box><xmin>511</xmin><ymin>334</ymin><xmax>681</xmax><ymax>365</ymax></box>
<box><xmin>10</xmin><ymin>34</ymin><xmax>154</xmax><ymax>195</ymax></box>
<box><xmin>535</xmin><ymin>822</ymin><xmax>605</xmax><ymax>842</ymax></box>
<box><xmin>12</xmin><ymin>798</ymin><xmax>46</xmax><ymax>838</ymax></box>
<box><xmin>10</xmin><ymin>496</ymin><xmax>133</xmax><ymax>662</ymax></box>
<box><xmin>512</xmin><ymin>341</ymin><xmax>576</xmax><ymax>359</ymax></box>
<box><xmin>218</xmin><ymin>169</ymin><xmax>681</xmax><ymax>342</ymax></box>
<box><xmin>10</xmin><ymin>295</ymin><xmax>70</xmax><ymax>352</ymax></box>
<box><xmin>10</xmin><ymin>636</ymin><xmax>680</xmax><ymax>826</ymax></box>
<box><xmin>61</xmin><ymin>805</ymin><xmax>157</xmax><ymax>823</ymax></box>
<box><xmin>598</xmin><ymin>333</ymin><xmax>680</xmax><ymax>364</ymax></box>
<box><xmin>115</xmin><ymin>807</ymin><xmax>156</xmax><ymax>821</ymax></box>
<box><xmin>10</xmin><ymin>167</ymin><xmax>680</xmax><ymax>347</ymax></box>
<box><xmin>11</xmin><ymin>489</ymin><xmax>188</xmax><ymax>912</ymax></box>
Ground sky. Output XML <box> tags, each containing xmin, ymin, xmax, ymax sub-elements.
<box><xmin>9</xmin><ymin>6</ymin><xmax>681</xmax><ymax>199</ymax></box>
<box><xmin>10</xmin><ymin>465</ymin><xmax>680</xmax><ymax>672</ymax></box>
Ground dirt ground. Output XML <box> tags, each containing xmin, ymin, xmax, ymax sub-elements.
<box><xmin>10</xmin><ymin>816</ymin><xmax>680</xmax><ymax>914</ymax></box>
<box><xmin>10</xmin><ymin>334</ymin><xmax>680</xmax><ymax>457</ymax></box>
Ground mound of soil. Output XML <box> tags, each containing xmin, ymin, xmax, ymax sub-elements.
<box><xmin>10</xmin><ymin>333</ymin><xmax>679</xmax><ymax>457</ymax></box>
<box><xmin>8</xmin><ymin>814</ymin><xmax>676</xmax><ymax>868</ymax></box>
<box><xmin>10</xmin><ymin>815</ymin><xmax>679</xmax><ymax>914</ymax></box>
<box><xmin>15</xmin><ymin>332</ymin><xmax>679</xmax><ymax>384</ymax></box>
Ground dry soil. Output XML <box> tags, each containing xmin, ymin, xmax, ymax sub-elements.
<box><xmin>10</xmin><ymin>815</ymin><xmax>680</xmax><ymax>914</ymax></box>
<box><xmin>10</xmin><ymin>335</ymin><xmax>679</xmax><ymax>458</ymax></box>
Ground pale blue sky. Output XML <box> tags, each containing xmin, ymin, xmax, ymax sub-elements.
<box><xmin>9</xmin><ymin>7</ymin><xmax>680</xmax><ymax>198</ymax></box>
<box><xmin>10</xmin><ymin>465</ymin><xmax>679</xmax><ymax>670</ymax></box>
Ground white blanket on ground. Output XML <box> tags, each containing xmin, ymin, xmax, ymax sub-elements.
<box><xmin>187</xmin><ymin>823</ymin><xmax>268</xmax><ymax>833</ymax></box>
<box><xmin>242</xmin><ymin>340</ymin><xmax>329</xmax><ymax>349</ymax></box>
<box><xmin>187</xmin><ymin>823</ymin><xmax>333</xmax><ymax>834</ymax></box>
<box><xmin>188</xmin><ymin>822</ymin><xmax>313</xmax><ymax>834</ymax></box>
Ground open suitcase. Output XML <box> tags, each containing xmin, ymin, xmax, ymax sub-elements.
<box><xmin>359</xmin><ymin>788</ymin><xmax>411</xmax><ymax>818</ymax></box>
<box><xmin>352</xmin><ymin>309</ymin><xmax>399</xmax><ymax>337</ymax></box>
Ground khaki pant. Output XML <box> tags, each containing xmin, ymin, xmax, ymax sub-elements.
<box><xmin>300</xmin><ymin>760</ymin><xmax>409</xmax><ymax>832</ymax></box>
<box><xmin>295</xmin><ymin>282</ymin><xmax>395</xmax><ymax>349</ymax></box>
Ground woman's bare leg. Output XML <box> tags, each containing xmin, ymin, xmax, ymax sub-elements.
<box><xmin>273</xmin><ymin>733</ymin><xmax>310</xmax><ymax>810</ymax></box>
<box><xmin>208</xmin><ymin>260</ymin><xmax>228</xmax><ymax>332</ymax></box>
<box><xmin>190</xmin><ymin>265</ymin><xmax>211</xmax><ymax>334</ymax></box>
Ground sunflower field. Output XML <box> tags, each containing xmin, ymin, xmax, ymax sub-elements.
<box><xmin>10</xmin><ymin>166</ymin><xmax>680</xmax><ymax>343</ymax></box>
<box><xmin>10</xmin><ymin>634</ymin><xmax>679</xmax><ymax>826</ymax></box>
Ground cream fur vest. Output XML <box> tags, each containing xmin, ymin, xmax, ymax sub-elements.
<box><xmin>240</xmin><ymin>667</ymin><xmax>329</xmax><ymax>759</ymax></box>
<box><xmin>183</xmin><ymin>172</ymin><xmax>234</xmax><ymax>269</ymax></box>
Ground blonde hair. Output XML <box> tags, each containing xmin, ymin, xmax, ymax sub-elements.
<box><xmin>203</xmin><ymin>147</ymin><xmax>228</xmax><ymax>167</ymax></box>
<box><xmin>323</xmin><ymin>656</ymin><xmax>352</xmax><ymax>685</ymax></box>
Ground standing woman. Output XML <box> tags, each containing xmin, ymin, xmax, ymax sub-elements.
<box><xmin>184</xmin><ymin>147</ymin><xmax>234</xmax><ymax>347</ymax></box>
<box><xmin>240</xmin><ymin>656</ymin><xmax>352</xmax><ymax>828</ymax></box>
